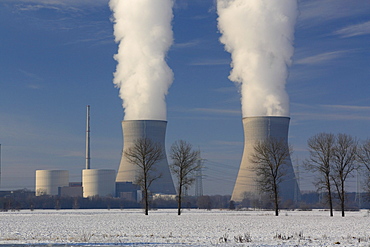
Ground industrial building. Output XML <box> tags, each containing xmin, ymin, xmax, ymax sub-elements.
<box><xmin>34</xmin><ymin>107</ymin><xmax>176</xmax><ymax>199</ymax></box>
<box><xmin>82</xmin><ymin>169</ymin><xmax>116</xmax><ymax>197</ymax></box>
<box><xmin>35</xmin><ymin>170</ymin><xmax>69</xmax><ymax>196</ymax></box>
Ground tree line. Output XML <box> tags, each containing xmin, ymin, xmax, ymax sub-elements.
<box><xmin>124</xmin><ymin>138</ymin><xmax>201</xmax><ymax>215</ymax></box>
<box><xmin>1</xmin><ymin>189</ymin><xmax>367</xmax><ymax>212</ymax></box>
<box><xmin>2</xmin><ymin>133</ymin><xmax>369</xmax><ymax>217</ymax></box>
<box><xmin>249</xmin><ymin>132</ymin><xmax>370</xmax><ymax>217</ymax></box>
<box><xmin>304</xmin><ymin>133</ymin><xmax>370</xmax><ymax>217</ymax></box>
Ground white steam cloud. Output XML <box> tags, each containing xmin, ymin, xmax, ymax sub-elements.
<box><xmin>217</xmin><ymin>0</ymin><xmax>298</xmax><ymax>117</ymax></box>
<box><xmin>110</xmin><ymin>0</ymin><xmax>174</xmax><ymax>121</ymax></box>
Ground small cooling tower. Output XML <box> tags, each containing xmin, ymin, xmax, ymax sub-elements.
<box><xmin>35</xmin><ymin>170</ymin><xmax>69</xmax><ymax>196</ymax></box>
<box><xmin>231</xmin><ymin>116</ymin><xmax>299</xmax><ymax>202</ymax></box>
<box><xmin>82</xmin><ymin>169</ymin><xmax>116</xmax><ymax>197</ymax></box>
<box><xmin>116</xmin><ymin>120</ymin><xmax>175</xmax><ymax>195</ymax></box>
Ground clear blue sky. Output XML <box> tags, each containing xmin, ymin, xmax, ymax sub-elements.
<box><xmin>1</xmin><ymin>0</ymin><xmax>369</xmax><ymax>195</ymax></box>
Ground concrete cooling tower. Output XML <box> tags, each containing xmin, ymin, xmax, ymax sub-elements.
<box><xmin>231</xmin><ymin>116</ymin><xmax>300</xmax><ymax>202</ymax></box>
<box><xmin>116</xmin><ymin>120</ymin><xmax>176</xmax><ymax>195</ymax></box>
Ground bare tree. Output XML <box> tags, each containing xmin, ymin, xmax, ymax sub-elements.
<box><xmin>124</xmin><ymin>138</ymin><xmax>164</xmax><ymax>215</ymax></box>
<box><xmin>331</xmin><ymin>133</ymin><xmax>359</xmax><ymax>217</ymax></box>
<box><xmin>357</xmin><ymin>139</ymin><xmax>370</xmax><ymax>194</ymax></box>
<box><xmin>169</xmin><ymin>140</ymin><xmax>201</xmax><ymax>215</ymax></box>
<box><xmin>304</xmin><ymin>133</ymin><xmax>335</xmax><ymax>217</ymax></box>
<box><xmin>251</xmin><ymin>138</ymin><xmax>292</xmax><ymax>216</ymax></box>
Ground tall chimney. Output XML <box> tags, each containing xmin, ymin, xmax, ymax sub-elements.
<box><xmin>85</xmin><ymin>105</ymin><xmax>90</xmax><ymax>170</ymax></box>
<box><xmin>231</xmin><ymin>116</ymin><xmax>299</xmax><ymax>202</ymax></box>
<box><xmin>116</xmin><ymin>120</ymin><xmax>175</xmax><ymax>195</ymax></box>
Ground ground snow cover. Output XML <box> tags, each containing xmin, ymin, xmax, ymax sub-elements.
<box><xmin>0</xmin><ymin>209</ymin><xmax>370</xmax><ymax>246</ymax></box>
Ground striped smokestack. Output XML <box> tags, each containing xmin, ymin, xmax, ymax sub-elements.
<box><xmin>85</xmin><ymin>105</ymin><xmax>90</xmax><ymax>170</ymax></box>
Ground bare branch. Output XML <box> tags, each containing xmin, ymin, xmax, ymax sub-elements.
<box><xmin>169</xmin><ymin>140</ymin><xmax>201</xmax><ymax>215</ymax></box>
<box><xmin>330</xmin><ymin>133</ymin><xmax>358</xmax><ymax>217</ymax></box>
<box><xmin>250</xmin><ymin>138</ymin><xmax>292</xmax><ymax>216</ymax></box>
<box><xmin>358</xmin><ymin>139</ymin><xmax>370</xmax><ymax>194</ymax></box>
<box><xmin>124</xmin><ymin>138</ymin><xmax>164</xmax><ymax>215</ymax></box>
<box><xmin>304</xmin><ymin>133</ymin><xmax>335</xmax><ymax>216</ymax></box>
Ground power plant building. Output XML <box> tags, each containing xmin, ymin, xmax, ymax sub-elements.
<box><xmin>35</xmin><ymin>170</ymin><xmax>69</xmax><ymax>196</ymax></box>
<box><xmin>82</xmin><ymin>169</ymin><xmax>116</xmax><ymax>198</ymax></box>
<box><xmin>231</xmin><ymin>116</ymin><xmax>300</xmax><ymax>202</ymax></box>
<box><xmin>116</xmin><ymin>120</ymin><xmax>176</xmax><ymax>195</ymax></box>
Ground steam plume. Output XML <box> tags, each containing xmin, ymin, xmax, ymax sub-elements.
<box><xmin>217</xmin><ymin>0</ymin><xmax>298</xmax><ymax>117</ymax></box>
<box><xmin>110</xmin><ymin>0</ymin><xmax>174</xmax><ymax>120</ymax></box>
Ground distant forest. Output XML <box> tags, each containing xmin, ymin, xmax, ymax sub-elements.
<box><xmin>0</xmin><ymin>189</ymin><xmax>369</xmax><ymax>211</ymax></box>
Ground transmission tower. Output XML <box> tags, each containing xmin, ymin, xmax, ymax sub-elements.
<box><xmin>294</xmin><ymin>157</ymin><xmax>301</xmax><ymax>203</ymax></box>
<box><xmin>195</xmin><ymin>159</ymin><xmax>204</xmax><ymax>197</ymax></box>
<box><xmin>355</xmin><ymin>170</ymin><xmax>362</xmax><ymax>208</ymax></box>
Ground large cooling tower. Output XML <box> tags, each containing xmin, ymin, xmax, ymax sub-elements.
<box><xmin>116</xmin><ymin>120</ymin><xmax>176</xmax><ymax>195</ymax></box>
<box><xmin>231</xmin><ymin>116</ymin><xmax>299</xmax><ymax>202</ymax></box>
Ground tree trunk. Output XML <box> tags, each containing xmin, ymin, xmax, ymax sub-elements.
<box><xmin>144</xmin><ymin>177</ymin><xmax>149</xmax><ymax>216</ymax></box>
<box><xmin>274</xmin><ymin>184</ymin><xmax>279</xmax><ymax>216</ymax></box>
<box><xmin>341</xmin><ymin>182</ymin><xmax>345</xmax><ymax>217</ymax></box>
<box><xmin>144</xmin><ymin>189</ymin><xmax>149</xmax><ymax>215</ymax></box>
<box><xmin>328</xmin><ymin>181</ymin><xmax>333</xmax><ymax>217</ymax></box>
<box><xmin>178</xmin><ymin>184</ymin><xmax>182</xmax><ymax>216</ymax></box>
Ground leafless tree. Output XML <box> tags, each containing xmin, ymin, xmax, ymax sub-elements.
<box><xmin>169</xmin><ymin>140</ymin><xmax>201</xmax><ymax>215</ymax></box>
<box><xmin>357</xmin><ymin>139</ymin><xmax>370</xmax><ymax>194</ymax></box>
<box><xmin>124</xmin><ymin>138</ymin><xmax>164</xmax><ymax>215</ymax></box>
<box><xmin>251</xmin><ymin>138</ymin><xmax>292</xmax><ymax>216</ymax></box>
<box><xmin>331</xmin><ymin>133</ymin><xmax>359</xmax><ymax>217</ymax></box>
<box><xmin>304</xmin><ymin>133</ymin><xmax>335</xmax><ymax>217</ymax></box>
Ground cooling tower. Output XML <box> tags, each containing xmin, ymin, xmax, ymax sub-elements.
<box><xmin>231</xmin><ymin>116</ymin><xmax>299</xmax><ymax>202</ymax></box>
<box><xmin>35</xmin><ymin>170</ymin><xmax>69</xmax><ymax>196</ymax></box>
<box><xmin>116</xmin><ymin>120</ymin><xmax>176</xmax><ymax>195</ymax></box>
<box><xmin>82</xmin><ymin>169</ymin><xmax>116</xmax><ymax>197</ymax></box>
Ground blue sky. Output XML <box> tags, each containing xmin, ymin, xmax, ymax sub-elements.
<box><xmin>0</xmin><ymin>0</ymin><xmax>369</xmax><ymax>195</ymax></box>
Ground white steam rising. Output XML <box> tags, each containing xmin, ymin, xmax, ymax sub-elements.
<box><xmin>217</xmin><ymin>0</ymin><xmax>298</xmax><ymax>117</ymax></box>
<box><xmin>110</xmin><ymin>0</ymin><xmax>174</xmax><ymax>120</ymax></box>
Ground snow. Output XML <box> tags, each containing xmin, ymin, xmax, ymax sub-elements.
<box><xmin>0</xmin><ymin>209</ymin><xmax>369</xmax><ymax>246</ymax></box>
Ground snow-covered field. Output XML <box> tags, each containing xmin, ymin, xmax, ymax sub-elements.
<box><xmin>0</xmin><ymin>209</ymin><xmax>369</xmax><ymax>246</ymax></box>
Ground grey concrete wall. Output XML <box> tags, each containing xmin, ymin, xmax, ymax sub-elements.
<box><xmin>116</xmin><ymin>120</ymin><xmax>176</xmax><ymax>195</ymax></box>
<box><xmin>231</xmin><ymin>116</ymin><xmax>300</xmax><ymax>203</ymax></box>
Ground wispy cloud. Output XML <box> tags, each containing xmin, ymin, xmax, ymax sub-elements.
<box><xmin>193</xmin><ymin>108</ymin><xmax>241</xmax><ymax>116</ymax></box>
<box><xmin>298</xmin><ymin>0</ymin><xmax>370</xmax><ymax>27</ymax></box>
<box><xmin>5</xmin><ymin>1</ymin><xmax>112</xmax><ymax>46</ymax></box>
<box><xmin>292</xmin><ymin>103</ymin><xmax>370</xmax><ymax>121</ymax></box>
<box><xmin>6</xmin><ymin>0</ymin><xmax>108</xmax><ymax>7</ymax></box>
<box><xmin>63</xmin><ymin>35</ymin><xmax>113</xmax><ymax>46</ymax></box>
<box><xmin>16</xmin><ymin>4</ymin><xmax>64</xmax><ymax>11</ymax></box>
<box><xmin>294</xmin><ymin>50</ymin><xmax>350</xmax><ymax>65</ymax></box>
<box><xmin>173</xmin><ymin>0</ymin><xmax>188</xmax><ymax>10</ymax></box>
<box><xmin>26</xmin><ymin>84</ymin><xmax>43</xmax><ymax>90</ymax></box>
<box><xmin>333</xmin><ymin>21</ymin><xmax>370</xmax><ymax>38</ymax></box>
<box><xmin>321</xmin><ymin>104</ymin><xmax>370</xmax><ymax>111</ymax></box>
<box><xmin>293</xmin><ymin>112</ymin><xmax>370</xmax><ymax>121</ymax></box>
<box><xmin>19</xmin><ymin>70</ymin><xmax>44</xmax><ymax>88</ymax></box>
<box><xmin>212</xmin><ymin>140</ymin><xmax>243</xmax><ymax>147</ymax></box>
<box><xmin>19</xmin><ymin>69</ymin><xmax>43</xmax><ymax>81</ymax></box>
<box><xmin>173</xmin><ymin>39</ymin><xmax>202</xmax><ymax>49</ymax></box>
<box><xmin>169</xmin><ymin>106</ymin><xmax>241</xmax><ymax>117</ymax></box>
